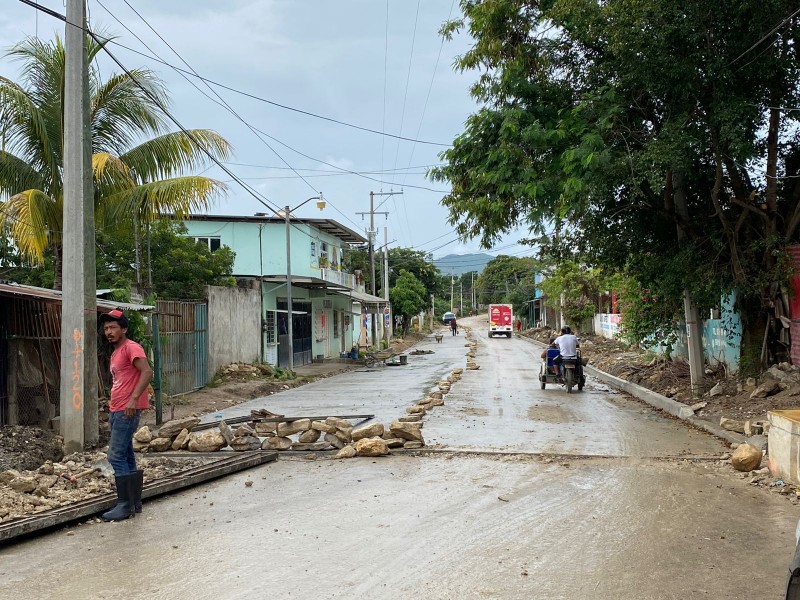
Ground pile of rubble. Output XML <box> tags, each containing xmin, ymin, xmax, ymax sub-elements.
<box><xmin>131</xmin><ymin>414</ymin><xmax>426</xmax><ymax>460</ymax></box>
<box><xmin>465</xmin><ymin>332</ymin><xmax>480</xmax><ymax>370</ymax></box>
<box><xmin>0</xmin><ymin>453</ymin><xmax>203</xmax><ymax>523</ymax></box>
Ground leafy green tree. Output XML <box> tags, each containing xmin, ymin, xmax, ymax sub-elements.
<box><xmin>432</xmin><ymin>0</ymin><xmax>800</xmax><ymax>365</ymax></box>
<box><xmin>387</xmin><ymin>247</ymin><xmax>442</xmax><ymax>295</ymax></box>
<box><xmin>148</xmin><ymin>222</ymin><xmax>235</xmax><ymax>299</ymax></box>
<box><xmin>389</xmin><ymin>269</ymin><xmax>429</xmax><ymax>335</ymax></box>
<box><xmin>0</xmin><ymin>35</ymin><xmax>230</xmax><ymax>289</ymax></box>
<box><xmin>475</xmin><ymin>255</ymin><xmax>537</xmax><ymax>305</ymax></box>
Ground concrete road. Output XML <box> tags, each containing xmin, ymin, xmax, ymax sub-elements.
<box><xmin>1</xmin><ymin>316</ymin><xmax>797</xmax><ymax>599</ymax></box>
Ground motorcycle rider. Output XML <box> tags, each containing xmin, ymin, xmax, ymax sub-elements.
<box><xmin>554</xmin><ymin>326</ymin><xmax>579</xmax><ymax>377</ymax></box>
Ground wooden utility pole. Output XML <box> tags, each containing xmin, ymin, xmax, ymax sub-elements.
<box><xmin>60</xmin><ymin>0</ymin><xmax>98</xmax><ymax>451</ymax></box>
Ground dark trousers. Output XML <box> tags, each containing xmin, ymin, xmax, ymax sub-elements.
<box><xmin>108</xmin><ymin>410</ymin><xmax>141</xmax><ymax>476</ymax></box>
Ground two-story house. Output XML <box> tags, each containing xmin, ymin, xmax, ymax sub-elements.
<box><xmin>182</xmin><ymin>213</ymin><xmax>389</xmax><ymax>368</ymax></box>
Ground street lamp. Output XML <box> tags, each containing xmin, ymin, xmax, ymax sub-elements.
<box><xmin>285</xmin><ymin>194</ymin><xmax>325</xmax><ymax>371</ymax></box>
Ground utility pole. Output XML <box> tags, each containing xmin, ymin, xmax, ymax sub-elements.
<box><xmin>382</xmin><ymin>227</ymin><xmax>390</xmax><ymax>341</ymax></box>
<box><xmin>673</xmin><ymin>169</ymin><xmax>704</xmax><ymax>397</ymax></box>
<box><xmin>60</xmin><ymin>0</ymin><xmax>97</xmax><ymax>452</ymax></box>
<box><xmin>357</xmin><ymin>191</ymin><xmax>400</xmax><ymax>344</ymax></box>
<box><xmin>431</xmin><ymin>294</ymin><xmax>435</xmax><ymax>331</ymax></box>
<box><xmin>450</xmin><ymin>274</ymin><xmax>455</xmax><ymax>311</ymax></box>
<box><xmin>471</xmin><ymin>271</ymin><xmax>475</xmax><ymax>311</ymax></box>
<box><xmin>284</xmin><ymin>205</ymin><xmax>294</xmax><ymax>371</ymax></box>
<box><xmin>460</xmin><ymin>281</ymin><xmax>463</xmax><ymax>316</ymax></box>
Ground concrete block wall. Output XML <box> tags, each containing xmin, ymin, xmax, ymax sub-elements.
<box><xmin>207</xmin><ymin>285</ymin><xmax>261</xmax><ymax>374</ymax></box>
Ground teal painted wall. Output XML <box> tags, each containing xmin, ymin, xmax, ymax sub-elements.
<box><xmin>182</xmin><ymin>220</ymin><xmax>347</xmax><ymax>278</ymax></box>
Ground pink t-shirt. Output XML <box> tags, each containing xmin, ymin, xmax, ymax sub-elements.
<box><xmin>109</xmin><ymin>339</ymin><xmax>149</xmax><ymax>412</ymax></box>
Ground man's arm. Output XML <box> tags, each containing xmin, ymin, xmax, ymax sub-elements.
<box><xmin>125</xmin><ymin>357</ymin><xmax>153</xmax><ymax>417</ymax></box>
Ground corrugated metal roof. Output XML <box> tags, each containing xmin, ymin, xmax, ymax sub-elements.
<box><xmin>0</xmin><ymin>282</ymin><xmax>155</xmax><ymax>312</ymax></box>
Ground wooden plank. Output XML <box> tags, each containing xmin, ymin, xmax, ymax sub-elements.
<box><xmin>0</xmin><ymin>451</ymin><xmax>277</xmax><ymax>544</ymax></box>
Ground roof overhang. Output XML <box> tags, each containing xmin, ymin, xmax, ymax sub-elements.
<box><xmin>330</xmin><ymin>288</ymin><xmax>390</xmax><ymax>312</ymax></box>
<box><xmin>0</xmin><ymin>282</ymin><xmax>155</xmax><ymax>312</ymax></box>
<box><xmin>259</xmin><ymin>275</ymin><xmax>349</xmax><ymax>292</ymax></box>
<box><xmin>183</xmin><ymin>214</ymin><xmax>367</xmax><ymax>245</ymax></box>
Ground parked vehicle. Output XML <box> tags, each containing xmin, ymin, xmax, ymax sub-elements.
<box><xmin>443</xmin><ymin>311</ymin><xmax>456</xmax><ymax>325</ymax></box>
<box><xmin>539</xmin><ymin>348</ymin><xmax>586</xmax><ymax>393</ymax></box>
<box><xmin>488</xmin><ymin>304</ymin><xmax>513</xmax><ymax>337</ymax></box>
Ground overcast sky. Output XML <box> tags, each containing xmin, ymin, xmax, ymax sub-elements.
<box><xmin>0</xmin><ymin>0</ymin><xmax>529</xmax><ymax>265</ymax></box>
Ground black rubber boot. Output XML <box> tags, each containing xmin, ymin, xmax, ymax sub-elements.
<box><xmin>102</xmin><ymin>474</ymin><xmax>135</xmax><ymax>522</ymax></box>
<box><xmin>133</xmin><ymin>469</ymin><xmax>143</xmax><ymax>514</ymax></box>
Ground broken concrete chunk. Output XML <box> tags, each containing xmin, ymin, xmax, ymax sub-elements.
<box><xmin>311</xmin><ymin>421</ymin><xmax>336</xmax><ymax>434</ymax></box>
<box><xmin>750</xmin><ymin>380</ymin><xmax>781</xmax><ymax>399</ymax></box>
<box><xmin>719</xmin><ymin>417</ymin><xmax>745</xmax><ymax>434</ymax></box>
<box><xmin>384</xmin><ymin>438</ymin><xmax>405</xmax><ymax>448</ymax></box>
<box><xmin>335</xmin><ymin>445</ymin><xmax>357</xmax><ymax>459</ymax></box>
<box><xmin>403</xmin><ymin>441</ymin><xmax>424</xmax><ymax>450</ymax></box>
<box><xmin>158</xmin><ymin>417</ymin><xmax>200</xmax><ymax>439</ymax></box>
<box><xmin>324</xmin><ymin>433</ymin><xmax>346</xmax><ymax>450</ymax></box>
<box><xmin>230</xmin><ymin>436</ymin><xmax>263</xmax><ymax>451</ymax></box>
<box><xmin>263</xmin><ymin>436</ymin><xmax>293</xmax><ymax>451</ymax></box>
<box><xmin>254</xmin><ymin>422</ymin><xmax>277</xmax><ymax>435</ymax></box>
<box><xmin>351</xmin><ymin>422</ymin><xmax>385</xmax><ymax>441</ymax></box>
<box><xmin>325</xmin><ymin>416</ymin><xmax>353</xmax><ymax>430</ymax></box>
<box><xmin>133</xmin><ymin>426</ymin><xmax>153</xmax><ymax>444</ymax></box>
<box><xmin>171</xmin><ymin>429</ymin><xmax>190</xmax><ymax>451</ymax></box>
<box><xmin>148</xmin><ymin>438</ymin><xmax>172</xmax><ymax>452</ymax></box>
<box><xmin>298</xmin><ymin>429</ymin><xmax>322</xmax><ymax>443</ymax></box>
<box><xmin>218</xmin><ymin>420</ymin><xmax>234</xmax><ymax>445</ymax></box>
<box><xmin>276</xmin><ymin>419</ymin><xmax>312</xmax><ymax>437</ymax></box>
<box><xmin>355</xmin><ymin>437</ymin><xmax>389</xmax><ymax>457</ymax></box>
<box><xmin>188</xmin><ymin>430</ymin><xmax>227</xmax><ymax>452</ymax></box>
<box><xmin>8</xmin><ymin>477</ymin><xmax>37</xmax><ymax>493</ymax></box>
<box><xmin>291</xmin><ymin>442</ymin><xmax>331</xmax><ymax>452</ymax></box>
<box><xmin>390</xmin><ymin>421</ymin><xmax>424</xmax><ymax>442</ymax></box>
<box><xmin>744</xmin><ymin>420</ymin><xmax>765</xmax><ymax>437</ymax></box>
<box><xmin>731</xmin><ymin>443</ymin><xmax>762</xmax><ymax>472</ymax></box>
<box><xmin>708</xmin><ymin>382</ymin><xmax>724</xmax><ymax>397</ymax></box>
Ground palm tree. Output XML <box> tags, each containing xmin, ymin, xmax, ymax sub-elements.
<box><xmin>0</xmin><ymin>35</ymin><xmax>230</xmax><ymax>289</ymax></box>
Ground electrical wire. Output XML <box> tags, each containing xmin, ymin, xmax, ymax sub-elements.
<box><xmin>730</xmin><ymin>6</ymin><xmax>800</xmax><ymax>64</ymax></box>
<box><xmin>17</xmin><ymin>0</ymin><xmax>451</xmax><ymax>147</ymax></box>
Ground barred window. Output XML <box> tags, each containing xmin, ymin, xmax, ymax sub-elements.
<box><xmin>265</xmin><ymin>310</ymin><xmax>276</xmax><ymax>344</ymax></box>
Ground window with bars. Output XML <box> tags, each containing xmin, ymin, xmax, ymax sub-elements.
<box><xmin>265</xmin><ymin>310</ymin><xmax>276</xmax><ymax>344</ymax></box>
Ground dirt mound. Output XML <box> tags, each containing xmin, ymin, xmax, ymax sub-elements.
<box><xmin>0</xmin><ymin>426</ymin><xmax>63</xmax><ymax>472</ymax></box>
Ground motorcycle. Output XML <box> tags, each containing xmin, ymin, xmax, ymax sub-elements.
<box><xmin>539</xmin><ymin>348</ymin><xmax>586</xmax><ymax>393</ymax></box>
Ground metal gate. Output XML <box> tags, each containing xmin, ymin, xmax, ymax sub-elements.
<box><xmin>157</xmin><ymin>300</ymin><xmax>208</xmax><ymax>396</ymax></box>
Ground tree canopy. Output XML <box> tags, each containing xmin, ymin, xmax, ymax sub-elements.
<box><xmin>432</xmin><ymin>0</ymin><xmax>800</xmax><ymax>360</ymax></box>
<box><xmin>389</xmin><ymin>269</ymin><xmax>430</xmax><ymax>334</ymax></box>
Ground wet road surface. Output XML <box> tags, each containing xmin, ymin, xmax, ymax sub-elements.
<box><xmin>1</xmin><ymin>317</ymin><xmax>797</xmax><ymax>599</ymax></box>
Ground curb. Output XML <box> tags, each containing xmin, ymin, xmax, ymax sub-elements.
<box><xmin>520</xmin><ymin>334</ymin><xmax>745</xmax><ymax>446</ymax></box>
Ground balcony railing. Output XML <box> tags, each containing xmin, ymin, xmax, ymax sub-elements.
<box><xmin>318</xmin><ymin>267</ymin><xmax>363</xmax><ymax>291</ymax></box>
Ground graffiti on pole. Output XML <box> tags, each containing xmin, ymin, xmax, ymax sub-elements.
<box><xmin>71</xmin><ymin>328</ymin><xmax>83</xmax><ymax>410</ymax></box>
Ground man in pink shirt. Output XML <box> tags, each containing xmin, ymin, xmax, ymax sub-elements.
<box><xmin>99</xmin><ymin>309</ymin><xmax>153</xmax><ymax>522</ymax></box>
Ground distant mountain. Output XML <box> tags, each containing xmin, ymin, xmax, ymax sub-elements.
<box><xmin>433</xmin><ymin>253</ymin><xmax>494</xmax><ymax>275</ymax></box>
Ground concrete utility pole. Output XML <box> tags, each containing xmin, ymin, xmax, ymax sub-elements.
<box><xmin>431</xmin><ymin>294</ymin><xmax>435</xmax><ymax>330</ymax></box>
<box><xmin>450</xmin><ymin>274</ymin><xmax>455</xmax><ymax>311</ymax></box>
<box><xmin>60</xmin><ymin>0</ymin><xmax>98</xmax><ymax>452</ymax></box>
<box><xmin>460</xmin><ymin>281</ymin><xmax>463</xmax><ymax>316</ymax></box>
<box><xmin>382</xmin><ymin>227</ymin><xmax>390</xmax><ymax>341</ymax></box>
<box><xmin>357</xmin><ymin>191</ymin><xmax>399</xmax><ymax>344</ymax></box>
<box><xmin>673</xmin><ymin>169</ymin><xmax>704</xmax><ymax>397</ymax></box>
<box><xmin>471</xmin><ymin>271</ymin><xmax>475</xmax><ymax>311</ymax></box>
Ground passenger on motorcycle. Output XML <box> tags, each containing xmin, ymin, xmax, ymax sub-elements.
<box><xmin>554</xmin><ymin>327</ymin><xmax>579</xmax><ymax>376</ymax></box>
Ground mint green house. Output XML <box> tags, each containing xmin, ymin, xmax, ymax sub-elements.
<box><xmin>182</xmin><ymin>214</ymin><xmax>389</xmax><ymax>367</ymax></box>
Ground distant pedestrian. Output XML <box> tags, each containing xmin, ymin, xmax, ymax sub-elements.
<box><xmin>516</xmin><ymin>319</ymin><xmax>522</xmax><ymax>334</ymax></box>
<box><xmin>99</xmin><ymin>309</ymin><xmax>153</xmax><ymax>522</ymax></box>
<box><xmin>451</xmin><ymin>317</ymin><xmax>458</xmax><ymax>336</ymax></box>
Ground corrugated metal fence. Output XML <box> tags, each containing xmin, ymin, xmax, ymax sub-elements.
<box><xmin>157</xmin><ymin>300</ymin><xmax>208</xmax><ymax>396</ymax></box>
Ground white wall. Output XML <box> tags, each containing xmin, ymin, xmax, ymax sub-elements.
<box><xmin>207</xmin><ymin>285</ymin><xmax>261</xmax><ymax>373</ymax></box>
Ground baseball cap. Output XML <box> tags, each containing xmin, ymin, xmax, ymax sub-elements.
<box><xmin>98</xmin><ymin>309</ymin><xmax>129</xmax><ymax>328</ymax></box>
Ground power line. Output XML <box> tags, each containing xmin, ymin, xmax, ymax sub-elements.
<box><xmin>99</xmin><ymin>0</ymin><xmax>362</xmax><ymax>233</ymax></box>
<box><xmin>730</xmin><ymin>6</ymin><xmax>800</xmax><ymax>64</ymax></box>
<box><xmin>222</xmin><ymin>162</ymin><xmax>441</xmax><ymax>173</ymax></box>
<box><xmin>389</xmin><ymin>0</ymin><xmax>422</xmax><ymax>246</ymax></box>
<box><xmin>18</xmin><ymin>0</ymin><xmax>451</xmax><ymax>147</ymax></box>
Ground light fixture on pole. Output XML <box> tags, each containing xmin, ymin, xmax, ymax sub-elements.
<box><xmin>285</xmin><ymin>194</ymin><xmax>325</xmax><ymax>371</ymax></box>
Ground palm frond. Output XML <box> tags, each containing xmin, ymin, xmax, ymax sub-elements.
<box><xmin>0</xmin><ymin>151</ymin><xmax>45</xmax><ymax>200</ymax></box>
<box><xmin>91</xmin><ymin>70</ymin><xmax>169</xmax><ymax>153</ymax></box>
<box><xmin>93</xmin><ymin>151</ymin><xmax>135</xmax><ymax>201</ymax></box>
<box><xmin>119</xmin><ymin>130</ymin><xmax>232</xmax><ymax>182</ymax></box>
<box><xmin>103</xmin><ymin>176</ymin><xmax>227</xmax><ymax>224</ymax></box>
<box><xmin>0</xmin><ymin>189</ymin><xmax>61</xmax><ymax>263</ymax></box>
<box><xmin>0</xmin><ymin>76</ymin><xmax>57</xmax><ymax>180</ymax></box>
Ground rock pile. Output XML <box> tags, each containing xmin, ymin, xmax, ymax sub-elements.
<box><xmin>0</xmin><ymin>453</ymin><xmax>202</xmax><ymax>523</ymax></box>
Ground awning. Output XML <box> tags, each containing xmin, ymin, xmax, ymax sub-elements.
<box><xmin>330</xmin><ymin>289</ymin><xmax>390</xmax><ymax>312</ymax></box>
<box><xmin>0</xmin><ymin>282</ymin><xmax>154</xmax><ymax>312</ymax></box>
